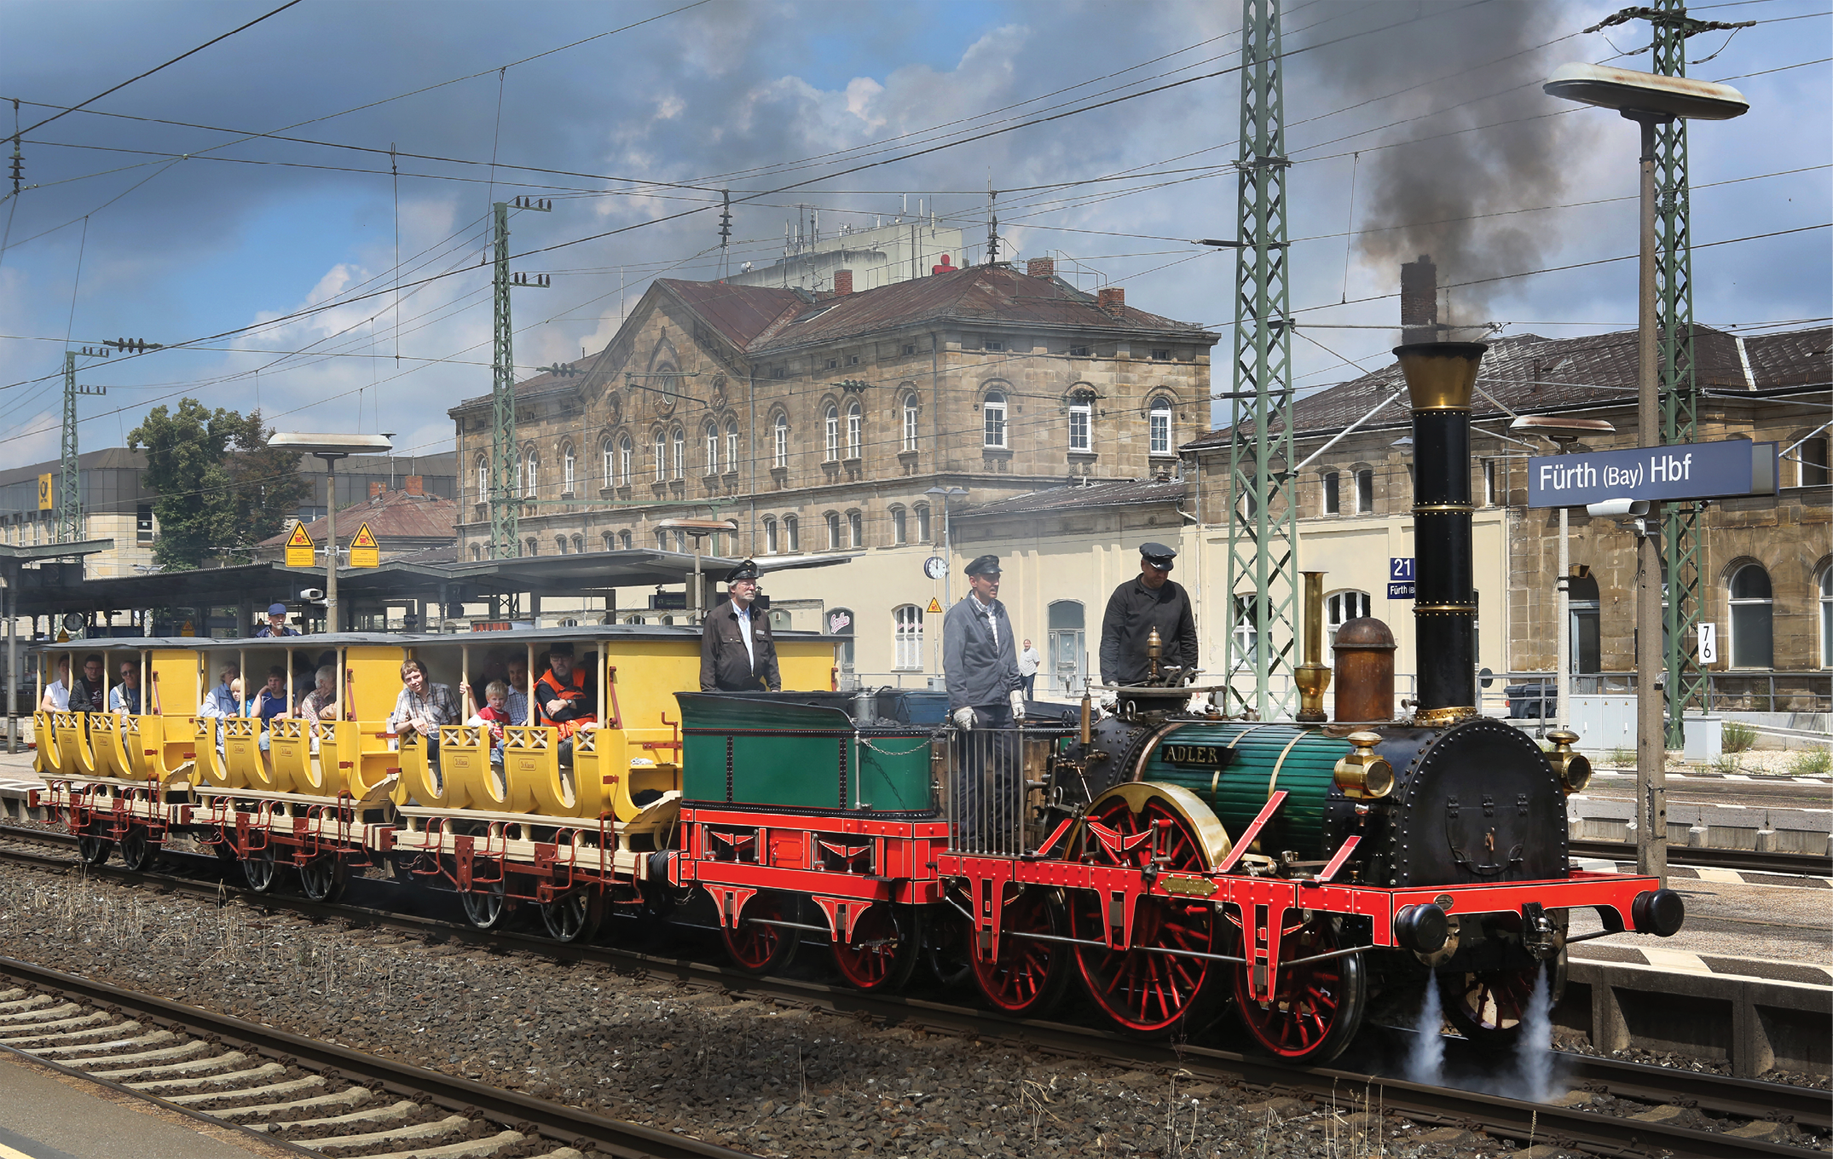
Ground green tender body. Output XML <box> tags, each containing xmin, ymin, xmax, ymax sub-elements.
<box><xmin>677</xmin><ymin>693</ymin><xmax>934</xmax><ymax>813</ymax></box>
<box><xmin>1135</xmin><ymin>722</ymin><xmax>1352</xmax><ymax>860</ymax></box>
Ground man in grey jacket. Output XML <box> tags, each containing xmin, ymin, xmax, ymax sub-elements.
<box><xmin>942</xmin><ymin>554</ymin><xmax>1025</xmax><ymax>849</ymax></box>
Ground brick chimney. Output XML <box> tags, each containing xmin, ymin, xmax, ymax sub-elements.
<box><xmin>405</xmin><ymin>475</ymin><xmax>424</xmax><ymax>496</ymax></box>
<box><xmin>834</xmin><ymin>269</ymin><xmax>853</xmax><ymax>295</ymax></box>
<box><xmin>1027</xmin><ymin>257</ymin><xmax>1055</xmax><ymax>280</ymax></box>
<box><xmin>1097</xmin><ymin>286</ymin><xmax>1126</xmax><ymax>314</ymax></box>
<box><xmin>369</xmin><ymin>481</ymin><xmax>386</xmax><ymax>499</ymax></box>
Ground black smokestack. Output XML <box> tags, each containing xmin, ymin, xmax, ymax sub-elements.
<box><xmin>1401</xmin><ymin>255</ymin><xmax>1438</xmax><ymax>345</ymax></box>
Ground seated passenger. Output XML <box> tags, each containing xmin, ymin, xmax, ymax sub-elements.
<box><xmin>198</xmin><ymin>664</ymin><xmax>241</xmax><ymax>718</ymax></box>
<box><xmin>71</xmin><ymin>654</ymin><xmax>107</xmax><ymax>713</ymax></box>
<box><xmin>533</xmin><ymin>642</ymin><xmax>595</xmax><ymax>767</ymax></box>
<box><xmin>107</xmin><ymin>661</ymin><xmax>142</xmax><ymax>715</ymax></box>
<box><xmin>504</xmin><ymin>656</ymin><xmax>530</xmax><ymax>725</ymax></box>
<box><xmin>39</xmin><ymin>656</ymin><xmax>71</xmax><ymax>713</ymax></box>
<box><xmin>295</xmin><ymin>665</ymin><xmax>338</xmax><ymax>753</ymax></box>
<box><xmin>254</xmin><ymin>667</ymin><xmax>289</xmax><ymax>755</ymax></box>
<box><xmin>467</xmin><ymin>680</ymin><xmax>511</xmax><ymax>767</ymax></box>
<box><xmin>387</xmin><ymin>659</ymin><xmax>458</xmax><ymax>760</ymax></box>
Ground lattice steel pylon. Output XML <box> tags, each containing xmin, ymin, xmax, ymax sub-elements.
<box><xmin>489</xmin><ymin>201</ymin><xmax>518</xmax><ymax>560</ymax></box>
<box><xmin>59</xmin><ymin>348</ymin><xmax>107</xmax><ymax>544</ymax></box>
<box><xmin>1222</xmin><ymin>0</ymin><xmax>1298</xmax><ymax>720</ymax></box>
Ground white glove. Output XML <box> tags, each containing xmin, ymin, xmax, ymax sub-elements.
<box><xmin>952</xmin><ymin>706</ymin><xmax>977</xmax><ymax>731</ymax></box>
<box><xmin>1009</xmin><ymin>689</ymin><xmax>1026</xmax><ymax>721</ymax></box>
<box><xmin>1098</xmin><ymin>691</ymin><xmax>1119</xmax><ymax>713</ymax></box>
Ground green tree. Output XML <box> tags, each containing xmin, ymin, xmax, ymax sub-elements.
<box><xmin>127</xmin><ymin>401</ymin><xmax>306</xmax><ymax>569</ymax></box>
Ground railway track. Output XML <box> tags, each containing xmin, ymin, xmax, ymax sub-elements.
<box><xmin>1</xmin><ymin>823</ymin><xmax>1827</xmax><ymax>1159</ymax></box>
<box><xmin>1568</xmin><ymin>839</ymin><xmax>1833</xmax><ymax>879</ymax></box>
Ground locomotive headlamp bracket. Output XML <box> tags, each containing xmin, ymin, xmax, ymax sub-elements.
<box><xmin>1545</xmin><ymin>728</ymin><xmax>1592</xmax><ymax>795</ymax></box>
<box><xmin>1333</xmin><ymin>731</ymin><xmax>1394</xmax><ymax>800</ymax></box>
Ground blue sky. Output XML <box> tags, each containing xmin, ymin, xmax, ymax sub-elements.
<box><xmin>0</xmin><ymin>0</ymin><xmax>1826</xmax><ymax>471</ymax></box>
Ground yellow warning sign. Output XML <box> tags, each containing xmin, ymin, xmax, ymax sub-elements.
<box><xmin>926</xmin><ymin>597</ymin><xmax>943</xmax><ymax>614</ymax></box>
<box><xmin>36</xmin><ymin>474</ymin><xmax>52</xmax><ymax>511</ymax></box>
<box><xmin>284</xmin><ymin>522</ymin><xmax>315</xmax><ymax>568</ymax></box>
<box><xmin>348</xmin><ymin>521</ymin><xmax>380</xmax><ymax>569</ymax></box>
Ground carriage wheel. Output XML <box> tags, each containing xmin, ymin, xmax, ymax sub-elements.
<box><xmin>721</xmin><ymin>891</ymin><xmax>800</xmax><ymax>976</ymax></box>
<box><xmin>540</xmin><ymin>889</ymin><xmax>604</xmax><ymax>943</ymax></box>
<box><xmin>77</xmin><ymin>831</ymin><xmax>114</xmax><ymax>867</ymax></box>
<box><xmin>243</xmin><ymin>842</ymin><xmax>283</xmax><ymax>894</ymax></box>
<box><xmin>1230</xmin><ymin>914</ymin><xmax>1367</xmax><ymax>1062</ymax></box>
<box><xmin>1069</xmin><ymin>784</ymin><xmax>1229</xmax><ymax>1038</ymax></box>
<box><xmin>117</xmin><ymin>825</ymin><xmax>156</xmax><ymax>872</ymax></box>
<box><xmin>1441</xmin><ymin>944</ymin><xmax>1567</xmax><ymax>1052</ymax></box>
<box><xmin>298</xmin><ymin>856</ymin><xmax>349</xmax><ymax>904</ymax></box>
<box><xmin>831</xmin><ymin>904</ymin><xmax>921</xmax><ymax>992</ymax></box>
<box><xmin>971</xmin><ymin>886</ymin><xmax>1071</xmax><ymax>1017</ymax></box>
<box><xmin>460</xmin><ymin>874</ymin><xmax>515</xmax><ymax>931</ymax></box>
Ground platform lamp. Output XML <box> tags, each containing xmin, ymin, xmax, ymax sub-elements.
<box><xmin>270</xmin><ymin>433</ymin><xmax>394</xmax><ymax>632</ymax></box>
<box><xmin>1510</xmin><ymin>416</ymin><xmax>1615</xmax><ymax>732</ymax></box>
<box><xmin>1542</xmin><ymin>63</ymin><xmax>1747</xmax><ymax>885</ymax></box>
<box><xmin>656</xmin><ymin>517</ymin><xmax>739</xmax><ymax>624</ymax></box>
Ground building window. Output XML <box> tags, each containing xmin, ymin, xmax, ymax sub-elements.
<box><xmin>726</xmin><ymin>420</ymin><xmax>739</xmax><ymax>471</ymax></box>
<box><xmin>653</xmin><ymin>432</ymin><xmax>666</xmax><ymax>482</ymax></box>
<box><xmin>471</xmin><ymin>544</ymin><xmax>482</xmax><ymax>561</ymax></box>
<box><xmin>1820</xmin><ymin>567</ymin><xmax>1833</xmax><ymax>668</ymax></box>
<box><xmin>902</xmin><ymin>343</ymin><xmax>916</xmax><ymax>356</ymax></box>
<box><xmin>525</xmin><ymin>537</ymin><xmax>538</xmax><ymax>557</ymax></box>
<box><xmin>601</xmin><ymin>439</ymin><xmax>614</xmax><ymax>488</ymax></box>
<box><xmin>1231</xmin><ymin>594</ymin><xmax>1260</xmax><ymax>667</ymax></box>
<box><xmin>1482</xmin><ymin>459</ymin><xmax>1498</xmax><ymax>506</ymax></box>
<box><xmin>1322</xmin><ymin>471</ymin><xmax>1340</xmax><ymax>516</ymax></box>
<box><xmin>1326</xmin><ymin>590</ymin><xmax>1371</xmax><ymax>646</ymax></box>
<box><xmin>983</xmin><ymin>391</ymin><xmax>1007</xmax><ymax>448</ymax></box>
<box><xmin>893</xmin><ymin>605</ymin><xmax>924</xmax><ymax>670</ymax></box>
<box><xmin>619</xmin><ymin>530</ymin><xmax>631</xmax><ymax>550</ymax></box>
<box><xmin>655</xmin><ymin>529</ymin><xmax>668</xmax><ymax>550</ymax></box>
<box><xmin>618</xmin><ymin>435</ymin><xmax>633</xmax><ymax>486</ymax></box>
<box><xmin>1151</xmin><ymin>348</ymin><xmax>1171</xmax><ymax>361</ymax></box>
<box><xmin>846</xmin><ymin>354</ymin><xmax>860</xmax><ymax>367</ymax></box>
<box><xmin>572</xmin><ymin>534</ymin><xmax>584</xmax><ymax>554</ymax></box>
<box><xmin>476</xmin><ymin>454</ymin><xmax>489</xmax><ymax>503</ymax></box>
<box><xmin>764</xmin><ymin>517</ymin><xmax>778</xmax><ymax>555</ymax></box>
<box><xmin>601</xmin><ymin>532</ymin><xmax>614</xmax><ymax>552</ymax></box>
<box><xmin>824</xmin><ymin>404</ymin><xmax>840</xmax><ymax>461</ymax></box>
<box><xmin>1068</xmin><ymin>391</ymin><xmax>1093</xmax><ymax>452</ymax></box>
<box><xmin>1069</xmin><ymin>345</ymin><xmax>1090</xmax><ymax>358</ymax></box>
<box><xmin>1047</xmin><ymin>600</ymin><xmax>1086</xmax><ymax>695</ymax></box>
<box><xmin>1149</xmin><ymin>398</ymin><xmax>1172</xmax><ymax>456</ymax></box>
<box><xmin>826</xmin><ymin>511</ymin><xmax>841</xmax><ymax>550</ymax></box>
<box><xmin>1355</xmin><ymin>468</ymin><xmax>1374</xmax><ymax>514</ymax></box>
<box><xmin>1801</xmin><ymin>435</ymin><xmax>1830</xmax><ymax>487</ymax></box>
<box><xmin>902</xmin><ymin>393</ymin><xmax>919</xmax><ymax>451</ymax></box>
<box><xmin>845</xmin><ymin>401</ymin><xmax>862</xmax><ymax>459</ymax></box>
<box><xmin>671</xmin><ymin>426</ymin><xmax>685</xmax><ymax>479</ymax></box>
<box><xmin>914</xmin><ymin>503</ymin><xmax>930</xmax><ymax>543</ymax></box>
<box><xmin>562</xmin><ymin>444</ymin><xmax>575</xmax><ymax>493</ymax></box>
<box><xmin>675</xmin><ymin>530</ymin><xmax>688</xmax><ymax>553</ymax></box>
<box><xmin>555</xmin><ymin>536</ymin><xmax>568</xmax><ymax>554</ymax></box>
<box><xmin>773</xmin><ymin>413</ymin><xmax>789</xmax><ymax>468</ymax></box>
<box><xmin>704</xmin><ymin>422</ymin><xmax>720</xmax><ymax>474</ymax></box>
<box><xmin>826</xmin><ymin>358</ymin><xmax>838</xmax><ymax>370</ymax></box>
<box><xmin>783</xmin><ymin>515</ymin><xmax>799</xmax><ymax>552</ymax></box>
<box><xmin>136</xmin><ymin>504</ymin><xmax>154</xmax><ymax>544</ymax></box>
<box><xmin>771</xmin><ymin>366</ymin><xmax>786</xmax><ymax>379</ymax></box>
<box><xmin>890</xmin><ymin>506</ymin><xmax>907</xmax><ymax>545</ymax></box>
<box><xmin>523</xmin><ymin>449</ymin><xmax>538</xmax><ymax>496</ymax></box>
<box><xmin>1729</xmin><ymin>563</ymin><xmax>1774</xmax><ymax>669</ymax></box>
<box><xmin>848</xmin><ymin>510</ymin><xmax>863</xmax><ymax>547</ymax></box>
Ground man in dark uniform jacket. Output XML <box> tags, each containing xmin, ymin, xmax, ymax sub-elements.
<box><xmin>699</xmin><ymin>560</ymin><xmax>782</xmax><ymax>692</ymax></box>
<box><xmin>942</xmin><ymin>554</ymin><xmax>1024</xmax><ymax>851</ymax></box>
<box><xmin>1100</xmin><ymin>541</ymin><xmax>1199</xmax><ymax>686</ymax></box>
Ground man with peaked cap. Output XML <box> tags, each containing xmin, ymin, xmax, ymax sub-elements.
<box><xmin>942</xmin><ymin>554</ymin><xmax>1025</xmax><ymax>850</ymax></box>
<box><xmin>1100</xmin><ymin>541</ymin><xmax>1198</xmax><ymax>687</ymax></box>
<box><xmin>255</xmin><ymin>603</ymin><xmax>301</xmax><ymax>637</ymax></box>
<box><xmin>700</xmin><ymin>559</ymin><xmax>782</xmax><ymax>692</ymax></box>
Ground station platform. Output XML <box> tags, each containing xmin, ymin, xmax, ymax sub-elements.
<box><xmin>0</xmin><ymin>1050</ymin><xmax>278</xmax><ymax>1159</ymax></box>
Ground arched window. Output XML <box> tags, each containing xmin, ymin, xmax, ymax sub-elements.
<box><xmin>616</xmin><ymin>435</ymin><xmax>632</xmax><ymax>486</ymax></box>
<box><xmin>655</xmin><ymin>529</ymin><xmax>668</xmax><ymax>550</ymax></box>
<box><xmin>1820</xmin><ymin>566</ymin><xmax>1833</xmax><ymax>668</ymax></box>
<box><xmin>890</xmin><ymin>505</ymin><xmax>907</xmax><ymax>545</ymax></box>
<box><xmin>652</xmin><ymin>431</ymin><xmax>667</xmax><ymax>482</ymax></box>
<box><xmin>572</xmin><ymin>534</ymin><xmax>583</xmax><ymax>554</ymax></box>
<box><xmin>674</xmin><ymin>530</ymin><xmax>687</xmax><ymax>553</ymax></box>
<box><xmin>826</xmin><ymin>511</ymin><xmax>841</xmax><ymax>550</ymax></box>
<box><xmin>893</xmin><ymin>605</ymin><xmax>924</xmax><ymax>670</ymax></box>
<box><xmin>1729</xmin><ymin>563</ymin><xmax>1774</xmax><ymax>669</ymax></box>
<box><xmin>1068</xmin><ymin>390</ymin><xmax>1093</xmax><ymax>452</ymax></box>
<box><xmin>470</xmin><ymin>543</ymin><xmax>482</xmax><ymax>561</ymax></box>
<box><xmin>475</xmin><ymin>454</ymin><xmax>489</xmax><ymax>503</ymax></box>
<box><xmin>983</xmin><ymin>390</ymin><xmax>1007</xmax><ymax>448</ymax></box>
<box><xmin>1148</xmin><ymin>398</ymin><xmax>1172</xmax><ymax>456</ymax></box>
<box><xmin>625</xmin><ymin>614</ymin><xmax>645</xmax><ymax>625</ymax></box>
<box><xmin>671</xmin><ymin>426</ymin><xmax>685</xmax><ymax>479</ymax></box>
<box><xmin>523</xmin><ymin>448</ymin><xmax>539</xmax><ymax>496</ymax></box>
<box><xmin>824</xmin><ymin>404</ymin><xmax>840</xmax><ymax>461</ymax></box>
<box><xmin>1355</xmin><ymin>467</ymin><xmax>1375</xmax><ymax>514</ymax></box>
<box><xmin>704</xmin><ymin>421</ymin><xmax>720</xmax><ymax>475</ymax></box>
<box><xmin>601</xmin><ymin>439</ymin><xmax>615</xmax><ymax>489</ymax></box>
<box><xmin>618</xmin><ymin>530</ymin><xmax>631</xmax><ymax>550</ymax></box>
<box><xmin>914</xmin><ymin>503</ymin><xmax>931</xmax><ymax>543</ymax></box>
<box><xmin>1321</xmin><ymin>471</ymin><xmax>1341</xmax><ymax>516</ymax></box>
<box><xmin>561</xmin><ymin>443</ymin><xmax>575</xmax><ymax>493</ymax></box>
<box><xmin>783</xmin><ymin>515</ymin><xmax>799</xmax><ymax>552</ymax></box>
<box><xmin>725</xmin><ymin>419</ymin><xmax>739</xmax><ymax>471</ymax></box>
<box><xmin>773</xmin><ymin>413</ymin><xmax>789</xmax><ymax>468</ymax></box>
<box><xmin>555</xmin><ymin>536</ymin><xmax>568</xmax><ymax>554</ymax></box>
<box><xmin>902</xmin><ymin>392</ymin><xmax>920</xmax><ymax>452</ymax></box>
<box><xmin>1047</xmin><ymin>600</ymin><xmax>1086</xmax><ymax>695</ymax></box>
<box><xmin>845</xmin><ymin>401</ymin><xmax>862</xmax><ymax>459</ymax></box>
<box><xmin>525</xmin><ymin>537</ymin><xmax>538</xmax><ymax>557</ymax></box>
<box><xmin>601</xmin><ymin>532</ymin><xmax>613</xmax><ymax>552</ymax></box>
<box><xmin>764</xmin><ymin>517</ymin><xmax>779</xmax><ymax>555</ymax></box>
<box><xmin>847</xmin><ymin>510</ymin><xmax>863</xmax><ymax>547</ymax></box>
<box><xmin>1326</xmin><ymin>590</ymin><xmax>1371</xmax><ymax>646</ymax></box>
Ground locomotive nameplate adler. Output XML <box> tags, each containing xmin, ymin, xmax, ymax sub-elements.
<box><xmin>1157</xmin><ymin>743</ymin><xmax>1236</xmax><ymax>768</ymax></box>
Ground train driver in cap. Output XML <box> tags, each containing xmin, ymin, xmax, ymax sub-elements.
<box><xmin>943</xmin><ymin>554</ymin><xmax>1025</xmax><ymax>850</ymax></box>
<box><xmin>1099</xmin><ymin>541</ymin><xmax>1198</xmax><ymax>690</ymax></box>
<box><xmin>700</xmin><ymin>560</ymin><xmax>782</xmax><ymax>693</ymax></box>
<box><xmin>255</xmin><ymin>603</ymin><xmax>301</xmax><ymax>637</ymax></box>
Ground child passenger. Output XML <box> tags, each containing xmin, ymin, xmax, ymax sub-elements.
<box><xmin>468</xmin><ymin>680</ymin><xmax>512</xmax><ymax>767</ymax></box>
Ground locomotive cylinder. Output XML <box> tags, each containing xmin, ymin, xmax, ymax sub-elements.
<box><xmin>1394</xmin><ymin>342</ymin><xmax>1487</xmax><ymax>725</ymax></box>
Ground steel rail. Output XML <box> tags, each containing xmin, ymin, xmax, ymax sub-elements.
<box><xmin>0</xmin><ymin>826</ymin><xmax>1825</xmax><ymax>1157</ymax></box>
<box><xmin>1570</xmin><ymin>840</ymin><xmax>1833</xmax><ymax>879</ymax></box>
<box><xmin>0</xmin><ymin>953</ymin><xmax>756</xmax><ymax>1159</ymax></box>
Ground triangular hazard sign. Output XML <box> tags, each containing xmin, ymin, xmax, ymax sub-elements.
<box><xmin>926</xmin><ymin>597</ymin><xmax>943</xmax><ymax>614</ymax></box>
<box><xmin>285</xmin><ymin>523</ymin><xmax>313</xmax><ymax>548</ymax></box>
<box><xmin>350</xmin><ymin>522</ymin><xmax>379</xmax><ymax>549</ymax></box>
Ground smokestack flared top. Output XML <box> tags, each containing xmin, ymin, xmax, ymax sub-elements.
<box><xmin>1393</xmin><ymin>342</ymin><xmax>1487</xmax><ymax>412</ymax></box>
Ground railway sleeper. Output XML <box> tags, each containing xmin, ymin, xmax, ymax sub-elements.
<box><xmin>207</xmin><ymin>1082</ymin><xmax>362</xmax><ymax>1118</ymax></box>
<box><xmin>250</xmin><ymin>1098</ymin><xmax>418</xmax><ymax>1133</ymax></box>
<box><xmin>128</xmin><ymin>1060</ymin><xmax>286</xmax><ymax>1091</ymax></box>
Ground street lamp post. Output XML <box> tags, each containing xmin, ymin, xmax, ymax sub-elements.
<box><xmin>924</xmin><ymin>485</ymin><xmax>967</xmax><ymax>675</ymax></box>
<box><xmin>270</xmin><ymin>433</ymin><xmax>394</xmax><ymax>632</ymax></box>
<box><xmin>657</xmin><ymin>517</ymin><xmax>740</xmax><ymax>623</ymax></box>
<box><xmin>1543</xmin><ymin>62</ymin><xmax>1747</xmax><ymax>885</ymax></box>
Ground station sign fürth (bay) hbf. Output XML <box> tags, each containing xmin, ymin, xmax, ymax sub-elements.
<box><xmin>1527</xmin><ymin>439</ymin><xmax>1777</xmax><ymax>509</ymax></box>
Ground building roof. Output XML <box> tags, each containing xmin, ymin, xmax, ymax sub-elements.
<box><xmin>957</xmin><ymin>477</ymin><xmax>1187</xmax><ymax>519</ymax></box>
<box><xmin>258</xmin><ymin>488</ymin><xmax>457</xmax><ymax>548</ymax></box>
<box><xmin>1183</xmin><ymin>324</ymin><xmax>1832</xmax><ymax>450</ymax></box>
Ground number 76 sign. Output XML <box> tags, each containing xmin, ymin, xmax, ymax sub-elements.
<box><xmin>1697</xmin><ymin>622</ymin><xmax>1718</xmax><ymax>665</ymax></box>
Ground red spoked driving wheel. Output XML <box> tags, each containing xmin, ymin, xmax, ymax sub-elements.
<box><xmin>722</xmin><ymin>890</ymin><xmax>801</xmax><ymax>976</ymax></box>
<box><xmin>971</xmin><ymin>886</ymin><xmax>1071</xmax><ymax>1017</ymax></box>
<box><xmin>1068</xmin><ymin>783</ymin><xmax>1230</xmax><ymax>1038</ymax></box>
<box><xmin>830</xmin><ymin>903</ymin><xmax>921</xmax><ymax>992</ymax></box>
<box><xmin>1229</xmin><ymin>914</ymin><xmax>1367</xmax><ymax>1062</ymax></box>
